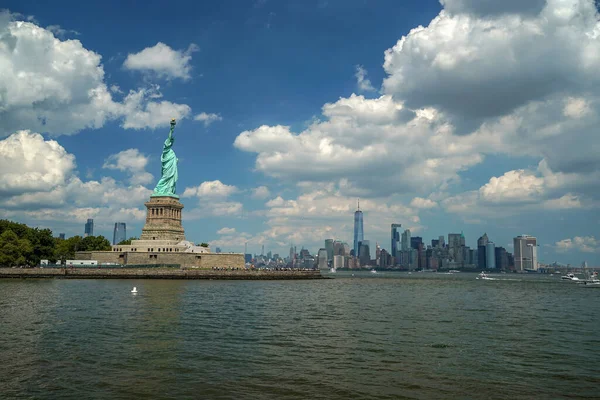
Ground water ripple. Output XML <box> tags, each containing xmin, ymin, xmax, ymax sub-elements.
<box><xmin>1</xmin><ymin>273</ymin><xmax>599</xmax><ymax>399</ymax></box>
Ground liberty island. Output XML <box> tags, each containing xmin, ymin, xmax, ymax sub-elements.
<box><xmin>0</xmin><ymin>120</ymin><xmax>321</xmax><ymax>279</ymax></box>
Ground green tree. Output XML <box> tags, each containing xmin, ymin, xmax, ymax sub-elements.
<box><xmin>199</xmin><ymin>242</ymin><xmax>209</xmax><ymax>248</ymax></box>
<box><xmin>80</xmin><ymin>235</ymin><xmax>111</xmax><ymax>251</ymax></box>
<box><xmin>54</xmin><ymin>236</ymin><xmax>82</xmax><ymax>264</ymax></box>
<box><xmin>27</xmin><ymin>228</ymin><xmax>56</xmax><ymax>265</ymax></box>
<box><xmin>117</xmin><ymin>237</ymin><xmax>138</xmax><ymax>245</ymax></box>
<box><xmin>0</xmin><ymin>229</ymin><xmax>33</xmax><ymax>267</ymax></box>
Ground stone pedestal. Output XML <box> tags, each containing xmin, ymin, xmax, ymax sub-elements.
<box><xmin>139</xmin><ymin>196</ymin><xmax>185</xmax><ymax>242</ymax></box>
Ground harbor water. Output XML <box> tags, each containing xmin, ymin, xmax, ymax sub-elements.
<box><xmin>1</xmin><ymin>272</ymin><xmax>598</xmax><ymax>399</ymax></box>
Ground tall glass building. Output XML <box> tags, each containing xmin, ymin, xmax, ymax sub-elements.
<box><xmin>353</xmin><ymin>200</ymin><xmax>364</xmax><ymax>257</ymax></box>
<box><xmin>391</xmin><ymin>224</ymin><xmax>401</xmax><ymax>258</ymax></box>
<box><xmin>84</xmin><ymin>218</ymin><xmax>94</xmax><ymax>237</ymax></box>
<box><xmin>113</xmin><ymin>222</ymin><xmax>127</xmax><ymax>245</ymax></box>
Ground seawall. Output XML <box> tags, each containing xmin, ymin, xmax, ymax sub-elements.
<box><xmin>0</xmin><ymin>267</ymin><xmax>325</xmax><ymax>280</ymax></box>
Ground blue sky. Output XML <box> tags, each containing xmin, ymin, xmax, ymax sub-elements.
<box><xmin>1</xmin><ymin>0</ymin><xmax>599</xmax><ymax>265</ymax></box>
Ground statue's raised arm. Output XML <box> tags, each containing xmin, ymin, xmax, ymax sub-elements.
<box><xmin>152</xmin><ymin>119</ymin><xmax>179</xmax><ymax>198</ymax></box>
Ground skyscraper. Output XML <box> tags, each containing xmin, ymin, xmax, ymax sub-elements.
<box><xmin>325</xmin><ymin>239</ymin><xmax>334</xmax><ymax>261</ymax></box>
<box><xmin>84</xmin><ymin>219</ymin><xmax>94</xmax><ymax>237</ymax></box>
<box><xmin>448</xmin><ymin>233</ymin><xmax>463</xmax><ymax>262</ymax></box>
<box><xmin>477</xmin><ymin>233</ymin><xmax>489</xmax><ymax>269</ymax></box>
<box><xmin>401</xmin><ymin>229</ymin><xmax>411</xmax><ymax>251</ymax></box>
<box><xmin>486</xmin><ymin>242</ymin><xmax>496</xmax><ymax>269</ymax></box>
<box><xmin>58</xmin><ymin>233</ymin><xmax>65</xmax><ymax>240</ymax></box>
<box><xmin>113</xmin><ymin>222</ymin><xmax>126</xmax><ymax>245</ymax></box>
<box><xmin>359</xmin><ymin>240</ymin><xmax>370</xmax><ymax>266</ymax></box>
<box><xmin>317</xmin><ymin>248</ymin><xmax>328</xmax><ymax>269</ymax></box>
<box><xmin>514</xmin><ymin>235</ymin><xmax>538</xmax><ymax>271</ymax></box>
<box><xmin>391</xmin><ymin>223</ymin><xmax>401</xmax><ymax>258</ymax></box>
<box><xmin>353</xmin><ymin>200</ymin><xmax>364</xmax><ymax>257</ymax></box>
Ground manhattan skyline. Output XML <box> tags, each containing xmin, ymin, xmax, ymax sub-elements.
<box><xmin>0</xmin><ymin>0</ymin><xmax>599</xmax><ymax>265</ymax></box>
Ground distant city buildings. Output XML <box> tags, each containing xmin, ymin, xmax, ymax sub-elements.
<box><xmin>84</xmin><ymin>219</ymin><xmax>94</xmax><ymax>237</ymax></box>
<box><xmin>216</xmin><ymin>247</ymin><xmax>222</xmax><ymax>253</ymax></box>
<box><xmin>112</xmin><ymin>222</ymin><xmax>126</xmax><ymax>245</ymax></box>
<box><xmin>59</xmin><ymin>233</ymin><xmax>65</xmax><ymax>240</ymax></box>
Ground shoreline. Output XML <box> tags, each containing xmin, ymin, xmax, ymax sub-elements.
<box><xmin>0</xmin><ymin>267</ymin><xmax>326</xmax><ymax>280</ymax></box>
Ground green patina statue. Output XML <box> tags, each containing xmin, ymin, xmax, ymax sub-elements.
<box><xmin>152</xmin><ymin>119</ymin><xmax>179</xmax><ymax>198</ymax></box>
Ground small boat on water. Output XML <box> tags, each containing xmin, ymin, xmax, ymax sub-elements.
<box><xmin>329</xmin><ymin>267</ymin><xmax>336</xmax><ymax>273</ymax></box>
<box><xmin>131</xmin><ymin>287</ymin><xmax>138</xmax><ymax>293</ymax></box>
<box><xmin>561</xmin><ymin>273</ymin><xmax>579</xmax><ymax>281</ymax></box>
<box><xmin>476</xmin><ymin>271</ymin><xmax>494</xmax><ymax>280</ymax></box>
<box><xmin>448</xmin><ymin>270</ymin><xmax>461</xmax><ymax>273</ymax></box>
<box><xmin>370</xmin><ymin>269</ymin><xmax>378</xmax><ymax>274</ymax></box>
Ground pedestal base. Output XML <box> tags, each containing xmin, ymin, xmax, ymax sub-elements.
<box><xmin>139</xmin><ymin>196</ymin><xmax>185</xmax><ymax>242</ymax></box>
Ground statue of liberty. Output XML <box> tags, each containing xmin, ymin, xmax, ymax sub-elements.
<box><xmin>152</xmin><ymin>119</ymin><xmax>179</xmax><ymax>198</ymax></box>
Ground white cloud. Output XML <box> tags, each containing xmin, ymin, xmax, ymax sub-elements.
<box><xmin>355</xmin><ymin>65</ymin><xmax>375</xmax><ymax>92</ymax></box>
<box><xmin>555</xmin><ymin>236</ymin><xmax>600</xmax><ymax>253</ymax></box>
<box><xmin>0</xmin><ymin>130</ymin><xmax>150</xmax><ymax>234</ymax></box>
<box><xmin>182</xmin><ymin>180</ymin><xmax>242</xmax><ymax>218</ymax></box>
<box><xmin>236</xmin><ymin>0</ymin><xmax>600</xmax><ymax>226</ymax></box>
<box><xmin>0</xmin><ymin>13</ymin><xmax>192</xmax><ymax>135</ymax></box>
<box><xmin>410</xmin><ymin>197</ymin><xmax>438</xmax><ymax>209</ymax></box>
<box><xmin>183</xmin><ymin>180</ymin><xmax>238</xmax><ymax>199</ymax></box>
<box><xmin>0</xmin><ymin>131</ymin><xmax>75</xmax><ymax>195</ymax></box>
<box><xmin>234</xmin><ymin>94</ymin><xmax>480</xmax><ymax>197</ymax></box>
<box><xmin>442</xmin><ymin>164</ymin><xmax>595</xmax><ymax>218</ymax></box>
<box><xmin>194</xmin><ymin>112</ymin><xmax>223</xmax><ymax>127</ymax></box>
<box><xmin>478</xmin><ymin>170</ymin><xmax>545</xmax><ymax>204</ymax></box>
<box><xmin>217</xmin><ymin>227</ymin><xmax>237</xmax><ymax>235</ymax></box>
<box><xmin>120</xmin><ymin>85</ymin><xmax>192</xmax><ymax>129</ymax></box>
<box><xmin>103</xmin><ymin>148</ymin><xmax>154</xmax><ymax>185</ymax></box>
<box><xmin>123</xmin><ymin>42</ymin><xmax>199</xmax><ymax>80</ymax></box>
<box><xmin>251</xmin><ymin>186</ymin><xmax>270</xmax><ymax>199</ymax></box>
<box><xmin>0</xmin><ymin>16</ymin><xmax>121</xmax><ymax>136</ymax></box>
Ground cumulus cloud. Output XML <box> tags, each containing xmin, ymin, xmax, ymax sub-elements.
<box><xmin>194</xmin><ymin>112</ymin><xmax>223</xmax><ymax>127</ymax></box>
<box><xmin>410</xmin><ymin>197</ymin><xmax>438</xmax><ymax>209</ymax></box>
<box><xmin>183</xmin><ymin>180</ymin><xmax>238</xmax><ymax>199</ymax></box>
<box><xmin>0</xmin><ymin>13</ymin><xmax>192</xmax><ymax>135</ymax></box>
<box><xmin>0</xmin><ymin>131</ymin><xmax>150</xmax><ymax>234</ymax></box>
<box><xmin>182</xmin><ymin>180</ymin><xmax>242</xmax><ymax>218</ymax></box>
<box><xmin>123</xmin><ymin>42</ymin><xmax>199</xmax><ymax>80</ymax></box>
<box><xmin>103</xmin><ymin>148</ymin><xmax>154</xmax><ymax>185</ymax></box>
<box><xmin>0</xmin><ymin>131</ymin><xmax>75</xmax><ymax>195</ymax></box>
<box><xmin>555</xmin><ymin>236</ymin><xmax>600</xmax><ymax>253</ymax></box>
<box><xmin>251</xmin><ymin>186</ymin><xmax>271</xmax><ymax>199</ymax></box>
<box><xmin>234</xmin><ymin>94</ymin><xmax>479</xmax><ymax>197</ymax></box>
<box><xmin>442</xmin><ymin>162</ymin><xmax>596</xmax><ymax>218</ymax></box>
<box><xmin>120</xmin><ymin>85</ymin><xmax>192</xmax><ymax>129</ymax></box>
<box><xmin>235</xmin><ymin>0</ymin><xmax>600</xmax><ymax>233</ymax></box>
<box><xmin>355</xmin><ymin>65</ymin><xmax>375</xmax><ymax>92</ymax></box>
<box><xmin>217</xmin><ymin>227</ymin><xmax>236</xmax><ymax>235</ymax></box>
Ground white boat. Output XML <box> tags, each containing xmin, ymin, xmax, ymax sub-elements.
<box><xmin>329</xmin><ymin>267</ymin><xmax>336</xmax><ymax>273</ymax></box>
<box><xmin>131</xmin><ymin>287</ymin><xmax>138</xmax><ymax>293</ymax></box>
<box><xmin>581</xmin><ymin>280</ymin><xmax>600</xmax><ymax>287</ymax></box>
<box><xmin>370</xmin><ymin>269</ymin><xmax>378</xmax><ymax>274</ymax></box>
<box><xmin>448</xmin><ymin>270</ymin><xmax>461</xmax><ymax>273</ymax></box>
<box><xmin>476</xmin><ymin>271</ymin><xmax>494</xmax><ymax>280</ymax></box>
<box><xmin>561</xmin><ymin>273</ymin><xmax>579</xmax><ymax>281</ymax></box>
